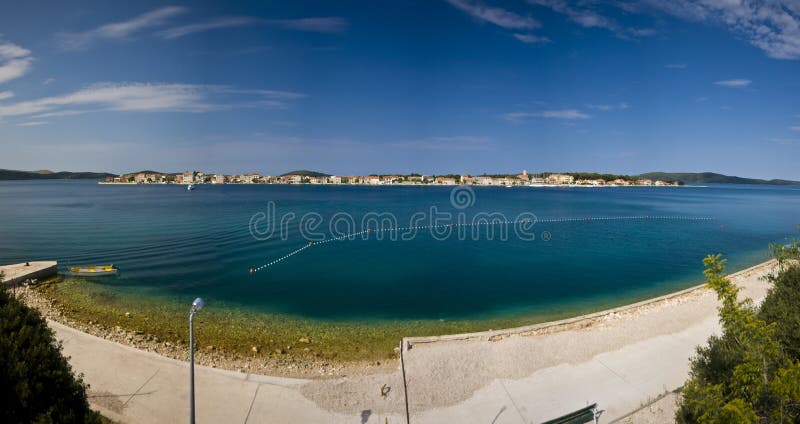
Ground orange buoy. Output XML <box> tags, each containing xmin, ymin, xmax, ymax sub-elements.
<box><xmin>249</xmin><ymin>268</ymin><xmax>254</xmax><ymax>275</ymax></box>
<box><xmin>308</xmin><ymin>241</ymin><xmax>313</xmax><ymax>247</ymax></box>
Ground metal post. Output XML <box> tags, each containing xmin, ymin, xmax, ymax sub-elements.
<box><xmin>188</xmin><ymin>297</ymin><xmax>203</xmax><ymax>424</ymax></box>
<box><xmin>189</xmin><ymin>310</ymin><xmax>195</xmax><ymax>424</ymax></box>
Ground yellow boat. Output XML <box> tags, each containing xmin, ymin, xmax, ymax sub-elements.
<box><xmin>68</xmin><ymin>264</ymin><xmax>119</xmax><ymax>276</ymax></box>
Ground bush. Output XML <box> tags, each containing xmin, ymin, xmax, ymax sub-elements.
<box><xmin>0</xmin><ymin>275</ymin><xmax>102</xmax><ymax>423</ymax></box>
<box><xmin>760</xmin><ymin>265</ymin><xmax>800</xmax><ymax>362</ymax></box>
<box><xmin>676</xmin><ymin>255</ymin><xmax>800</xmax><ymax>423</ymax></box>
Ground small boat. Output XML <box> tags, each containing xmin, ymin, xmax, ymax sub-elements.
<box><xmin>187</xmin><ymin>184</ymin><xmax>195</xmax><ymax>191</ymax></box>
<box><xmin>68</xmin><ymin>264</ymin><xmax>119</xmax><ymax>276</ymax></box>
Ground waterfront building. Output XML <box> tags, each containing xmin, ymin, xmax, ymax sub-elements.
<box><xmin>545</xmin><ymin>174</ymin><xmax>575</xmax><ymax>185</ymax></box>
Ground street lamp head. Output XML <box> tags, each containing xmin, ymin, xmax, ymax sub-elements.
<box><xmin>192</xmin><ymin>297</ymin><xmax>204</xmax><ymax>311</ymax></box>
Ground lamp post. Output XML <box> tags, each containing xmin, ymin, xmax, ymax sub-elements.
<box><xmin>189</xmin><ymin>297</ymin><xmax>204</xmax><ymax>424</ymax></box>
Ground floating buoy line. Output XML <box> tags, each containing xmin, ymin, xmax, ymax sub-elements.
<box><xmin>249</xmin><ymin>215</ymin><xmax>715</xmax><ymax>274</ymax></box>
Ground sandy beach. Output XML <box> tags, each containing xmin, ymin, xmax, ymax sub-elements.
<box><xmin>16</xmin><ymin>259</ymin><xmax>776</xmax><ymax>422</ymax></box>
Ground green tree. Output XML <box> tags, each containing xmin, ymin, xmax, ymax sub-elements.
<box><xmin>0</xmin><ymin>273</ymin><xmax>102</xmax><ymax>423</ymax></box>
<box><xmin>677</xmin><ymin>255</ymin><xmax>800</xmax><ymax>423</ymax></box>
<box><xmin>760</xmin><ymin>242</ymin><xmax>800</xmax><ymax>362</ymax></box>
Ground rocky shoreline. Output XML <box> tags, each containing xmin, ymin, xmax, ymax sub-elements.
<box><xmin>15</xmin><ymin>283</ymin><xmax>398</xmax><ymax>380</ymax></box>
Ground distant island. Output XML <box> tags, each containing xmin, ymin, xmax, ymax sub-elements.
<box><xmin>0</xmin><ymin>169</ymin><xmax>114</xmax><ymax>181</ymax></box>
<box><xmin>639</xmin><ymin>172</ymin><xmax>800</xmax><ymax>186</ymax></box>
<box><xmin>2</xmin><ymin>168</ymin><xmax>798</xmax><ymax>186</ymax></box>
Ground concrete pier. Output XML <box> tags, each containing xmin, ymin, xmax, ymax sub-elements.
<box><xmin>0</xmin><ymin>261</ymin><xmax>58</xmax><ymax>286</ymax></box>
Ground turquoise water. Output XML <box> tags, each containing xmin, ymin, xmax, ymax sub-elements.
<box><xmin>0</xmin><ymin>180</ymin><xmax>798</xmax><ymax>323</ymax></box>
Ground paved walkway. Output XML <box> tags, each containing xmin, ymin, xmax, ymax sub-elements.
<box><xmin>49</xmin><ymin>260</ymin><xmax>774</xmax><ymax>423</ymax></box>
<box><xmin>53</xmin><ymin>320</ymin><xmax>399</xmax><ymax>423</ymax></box>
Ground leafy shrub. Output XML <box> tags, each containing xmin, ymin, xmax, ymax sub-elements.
<box><xmin>676</xmin><ymin>255</ymin><xmax>800</xmax><ymax>423</ymax></box>
<box><xmin>0</xmin><ymin>275</ymin><xmax>102</xmax><ymax>423</ymax></box>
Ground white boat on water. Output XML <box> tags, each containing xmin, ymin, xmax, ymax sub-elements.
<box><xmin>187</xmin><ymin>184</ymin><xmax>195</xmax><ymax>191</ymax></box>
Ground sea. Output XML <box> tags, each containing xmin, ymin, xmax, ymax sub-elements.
<box><xmin>0</xmin><ymin>180</ymin><xmax>798</xmax><ymax>324</ymax></box>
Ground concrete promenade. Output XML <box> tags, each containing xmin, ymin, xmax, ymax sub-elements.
<box><xmin>49</xmin><ymin>260</ymin><xmax>775</xmax><ymax>423</ymax></box>
<box><xmin>1</xmin><ymin>261</ymin><xmax>58</xmax><ymax>286</ymax></box>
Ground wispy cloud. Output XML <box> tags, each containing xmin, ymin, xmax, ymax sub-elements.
<box><xmin>42</xmin><ymin>78</ymin><xmax>55</xmax><ymax>85</ymax></box>
<box><xmin>586</xmin><ymin>102</ymin><xmax>628</xmax><ymax>111</ymax></box>
<box><xmin>17</xmin><ymin>121</ymin><xmax>47</xmax><ymax>127</ymax></box>
<box><xmin>714</xmin><ymin>79</ymin><xmax>752</xmax><ymax>88</ymax></box>
<box><xmin>0</xmin><ymin>82</ymin><xmax>305</xmax><ymax>118</ymax></box>
<box><xmin>665</xmin><ymin>63</ymin><xmax>687</xmax><ymax>69</ymax></box>
<box><xmin>0</xmin><ymin>40</ymin><xmax>33</xmax><ymax>84</ymax></box>
<box><xmin>513</xmin><ymin>33</ymin><xmax>550</xmax><ymax>44</ymax></box>
<box><xmin>159</xmin><ymin>16</ymin><xmax>347</xmax><ymax>39</ymax></box>
<box><xmin>642</xmin><ymin>1</ymin><xmax>800</xmax><ymax>60</ymax></box>
<box><xmin>56</xmin><ymin>6</ymin><xmax>188</xmax><ymax>50</ymax></box>
<box><xmin>446</xmin><ymin>0</ymin><xmax>539</xmax><ymax>30</ymax></box>
<box><xmin>159</xmin><ymin>16</ymin><xmax>259</xmax><ymax>39</ymax></box>
<box><xmin>791</xmin><ymin>126</ymin><xmax>800</xmax><ymax>132</ymax></box>
<box><xmin>0</xmin><ymin>90</ymin><xmax>13</xmax><ymax>100</ymax></box>
<box><xmin>769</xmin><ymin>137</ymin><xmax>800</xmax><ymax>145</ymax></box>
<box><xmin>269</xmin><ymin>17</ymin><xmax>348</xmax><ymax>33</ymax></box>
<box><xmin>528</xmin><ymin>0</ymin><xmax>655</xmax><ymax>39</ymax></box>
<box><xmin>504</xmin><ymin>109</ymin><xmax>590</xmax><ymax>121</ymax></box>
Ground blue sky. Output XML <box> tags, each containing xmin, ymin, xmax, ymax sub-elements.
<box><xmin>1</xmin><ymin>0</ymin><xmax>799</xmax><ymax>179</ymax></box>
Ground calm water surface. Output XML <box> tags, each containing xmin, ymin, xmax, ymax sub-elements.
<box><xmin>0</xmin><ymin>180</ymin><xmax>798</xmax><ymax>323</ymax></box>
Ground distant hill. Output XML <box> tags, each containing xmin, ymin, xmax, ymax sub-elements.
<box><xmin>638</xmin><ymin>172</ymin><xmax>800</xmax><ymax>185</ymax></box>
<box><xmin>126</xmin><ymin>170</ymin><xmax>170</xmax><ymax>175</ymax></box>
<box><xmin>0</xmin><ymin>169</ymin><xmax>114</xmax><ymax>181</ymax></box>
<box><xmin>280</xmin><ymin>170</ymin><xmax>330</xmax><ymax>177</ymax></box>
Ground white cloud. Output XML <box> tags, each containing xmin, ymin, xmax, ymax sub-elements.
<box><xmin>504</xmin><ymin>109</ymin><xmax>590</xmax><ymax>121</ymax></box>
<box><xmin>17</xmin><ymin>121</ymin><xmax>47</xmax><ymax>126</ymax></box>
<box><xmin>446</xmin><ymin>0</ymin><xmax>539</xmax><ymax>30</ymax></box>
<box><xmin>43</xmin><ymin>78</ymin><xmax>55</xmax><ymax>85</ymax></box>
<box><xmin>586</xmin><ymin>102</ymin><xmax>628</xmax><ymax>111</ymax></box>
<box><xmin>160</xmin><ymin>16</ymin><xmax>348</xmax><ymax>39</ymax></box>
<box><xmin>528</xmin><ymin>0</ymin><xmax>655</xmax><ymax>39</ymax></box>
<box><xmin>268</xmin><ymin>17</ymin><xmax>348</xmax><ymax>33</ymax></box>
<box><xmin>714</xmin><ymin>79</ymin><xmax>752</xmax><ymax>88</ymax></box>
<box><xmin>0</xmin><ymin>40</ymin><xmax>33</xmax><ymax>84</ymax></box>
<box><xmin>0</xmin><ymin>90</ymin><xmax>13</xmax><ymax>100</ymax></box>
<box><xmin>791</xmin><ymin>126</ymin><xmax>800</xmax><ymax>132</ymax></box>
<box><xmin>0</xmin><ymin>82</ymin><xmax>305</xmax><ymax>118</ymax></box>
<box><xmin>665</xmin><ymin>63</ymin><xmax>687</xmax><ymax>69</ymax></box>
<box><xmin>159</xmin><ymin>16</ymin><xmax>259</xmax><ymax>39</ymax></box>
<box><xmin>56</xmin><ymin>6</ymin><xmax>188</xmax><ymax>50</ymax></box>
<box><xmin>513</xmin><ymin>33</ymin><xmax>550</xmax><ymax>44</ymax></box>
<box><xmin>641</xmin><ymin>0</ymin><xmax>800</xmax><ymax>60</ymax></box>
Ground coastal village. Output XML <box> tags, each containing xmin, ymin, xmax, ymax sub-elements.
<box><xmin>103</xmin><ymin>170</ymin><xmax>682</xmax><ymax>187</ymax></box>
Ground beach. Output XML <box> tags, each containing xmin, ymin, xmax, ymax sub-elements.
<box><xmin>18</xmin><ymin>259</ymin><xmax>777</xmax><ymax>422</ymax></box>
